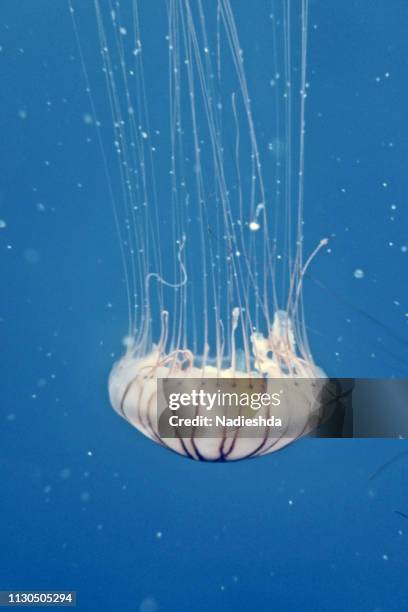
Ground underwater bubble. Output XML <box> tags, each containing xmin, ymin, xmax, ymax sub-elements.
<box><xmin>249</xmin><ymin>221</ymin><xmax>260</xmax><ymax>232</ymax></box>
<box><xmin>59</xmin><ymin>468</ymin><xmax>71</xmax><ymax>481</ymax></box>
<box><xmin>80</xmin><ymin>491</ymin><xmax>90</xmax><ymax>503</ymax></box>
<box><xmin>139</xmin><ymin>597</ymin><xmax>158</xmax><ymax>612</ymax></box>
<box><xmin>23</xmin><ymin>248</ymin><xmax>40</xmax><ymax>265</ymax></box>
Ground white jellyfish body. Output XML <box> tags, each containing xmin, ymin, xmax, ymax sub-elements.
<box><xmin>109</xmin><ymin>310</ymin><xmax>328</xmax><ymax>461</ymax></box>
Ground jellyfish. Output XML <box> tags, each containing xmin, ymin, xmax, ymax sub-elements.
<box><xmin>70</xmin><ymin>0</ymin><xmax>331</xmax><ymax>460</ymax></box>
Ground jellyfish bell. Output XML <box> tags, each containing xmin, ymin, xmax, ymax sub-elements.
<box><xmin>108</xmin><ymin>301</ymin><xmax>329</xmax><ymax>461</ymax></box>
<box><xmin>70</xmin><ymin>0</ymin><xmax>334</xmax><ymax>459</ymax></box>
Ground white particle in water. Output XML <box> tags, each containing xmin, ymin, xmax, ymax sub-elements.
<box><xmin>24</xmin><ymin>248</ymin><xmax>40</xmax><ymax>264</ymax></box>
<box><xmin>83</xmin><ymin>113</ymin><xmax>93</xmax><ymax>125</ymax></box>
<box><xmin>249</xmin><ymin>221</ymin><xmax>260</xmax><ymax>232</ymax></box>
<box><xmin>354</xmin><ymin>268</ymin><xmax>364</xmax><ymax>279</ymax></box>
<box><xmin>139</xmin><ymin>597</ymin><xmax>158</xmax><ymax>612</ymax></box>
<box><xmin>80</xmin><ymin>491</ymin><xmax>90</xmax><ymax>503</ymax></box>
<box><xmin>59</xmin><ymin>468</ymin><xmax>71</xmax><ymax>480</ymax></box>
